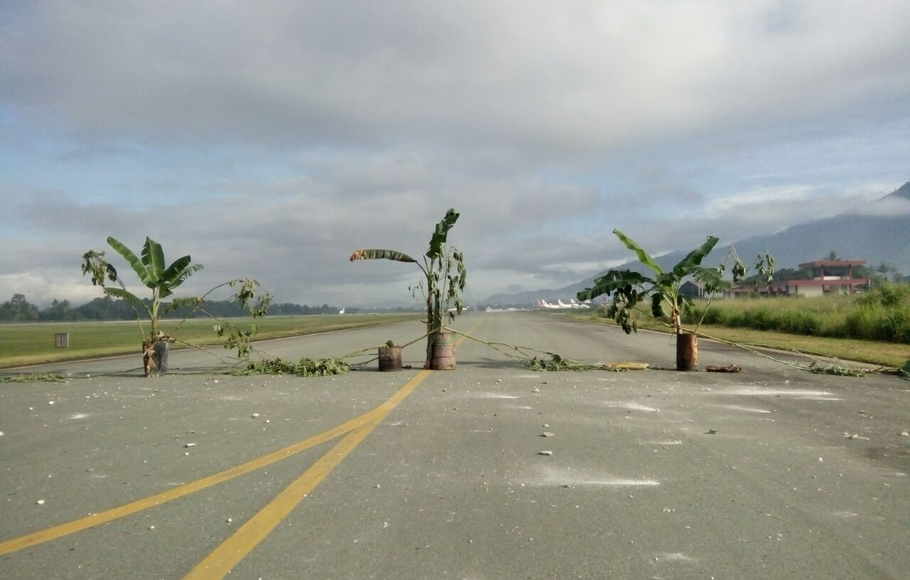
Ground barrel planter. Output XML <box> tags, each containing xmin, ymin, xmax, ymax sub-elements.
<box><xmin>143</xmin><ymin>339</ymin><xmax>170</xmax><ymax>376</ymax></box>
<box><xmin>378</xmin><ymin>345</ymin><xmax>403</xmax><ymax>371</ymax></box>
<box><xmin>429</xmin><ymin>331</ymin><xmax>456</xmax><ymax>370</ymax></box>
<box><xmin>676</xmin><ymin>333</ymin><xmax>698</xmax><ymax>371</ymax></box>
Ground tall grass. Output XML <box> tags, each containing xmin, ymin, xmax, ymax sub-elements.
<box><xmin>679</xmin><ymin>283</ymin><xmax>910</xmax><ymax>343</ymax></box>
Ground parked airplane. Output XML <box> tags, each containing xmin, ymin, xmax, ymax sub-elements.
<box><xmin>538</xmin><ymin>299</ymin><xmax>572</xmax><ymax>309</ymax></box>
<box><xmin>538</xmin><ymin>299</ymin><xmax>590</xmax><ymax>309</ymax></box>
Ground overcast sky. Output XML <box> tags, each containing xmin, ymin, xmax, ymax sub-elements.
<box><xmin>2</xmin><ymin>0</ymin><xmax>909</xmax><ymax>308</ymax></box>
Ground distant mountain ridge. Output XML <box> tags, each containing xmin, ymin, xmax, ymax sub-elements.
<box><xmin>883</xmin><ymin>181</ymin><xmax>910</xmax><ymax>201</ymax></box>
<box><xmin>482</xmin><ymin>182</ymin><xmax>910</xmax><ymax>305</ymax></box>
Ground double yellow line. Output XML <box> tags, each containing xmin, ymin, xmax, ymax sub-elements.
<box><xmin>0</xmin><ymin>371</ymin><xmax>429</xmax><ymax>557</ymax></box>
<box><xmin>1</xmin><ymin>321</ymin><xmax>481</xmax><ymax>579</ymax></box>
<box><xmin>183</xmin><ymin>368</ymin><xmax>432</xmax><ymax>579</ymax></box>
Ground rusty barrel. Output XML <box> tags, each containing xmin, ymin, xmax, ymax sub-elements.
<box><xmin>378</xmin><ymin>346</ymin><xmax>402</xmax><ymax>371</ymax></box>
<box><xmin>430</xmin><ymin>332</ymin><xmax>456</xmax><ymax>370</ymax></box>
<box><xmin>676</xmin><ymin>333</ymin><xmax>698</xmax><ymax>371</ymax></box>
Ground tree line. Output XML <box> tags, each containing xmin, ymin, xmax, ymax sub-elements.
<box><xmin>0</xmin><ymin>294</ymin><xmax>342</xmax><ymax>323</ymax></box>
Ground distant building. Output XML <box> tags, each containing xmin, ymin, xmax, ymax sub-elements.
<box><xmin>729</xmin><ymin>259</ymin><xmax>870</xmax><ymax>298</ymax></box>
<box><xmin>679</xmin><ymin>280</ymin><xmax>705</xmax><ymax>299</ymax></box>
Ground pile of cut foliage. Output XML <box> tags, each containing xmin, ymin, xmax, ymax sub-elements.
<box><xmin>235</xmin><ymin>357</ymin><xmax>350</xmax><ymax>377</ymax></box>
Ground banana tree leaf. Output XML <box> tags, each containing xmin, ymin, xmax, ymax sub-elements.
<box><xmin>577</xmin><ymin>269</ymin><xmax>652</xmax><ymax>301</ymax></box>
<box><xmin>159</xmin><ymin>264</ymin><xmax>204</xmax><ymax>298</ymax></box>
<box><xmin>107</xmin><ymin>236</ymin><xmax>153</xmax><ymax>287</ymax></box>
<box><xmin>671</xmin><ymin>236</ymin><xmax>720</xmax><ymax>279</ymax></box>
<box><xmin>141</xmin><ymin>237</ymin><xmax>165</xmax><ymax>284</ymax></box>
<box><xmin>650</xmin><ymin>292</ymin><xmax>664</xmax><ymax>318</ymax></box>
<box><xmin>613</xmin><ymin>229</ymin><xmax>663</xmax><ymax>275</ymax></box>
<box><xmin>161</xmin><ymin>296</ymin><xmax>201</xmax><ymax>316</ymax></box>
<box><xmin>104</xmin><ymin>287</ymin><xmax>151</xmax><ymax>316</ymax></box>
<box><xmin>161</xmin><ymin>255</ymin><xmax>195</xmax><ymax>285</ymax></box>
<box><xmin>350</xmin><ymin>249</ymin><xmax>417</xmax><ymax>263</ymax></box>
<box><xmin>426</xmin><ymin>209</ymin><xmax>460</xmax><ymax>260</ymax></box>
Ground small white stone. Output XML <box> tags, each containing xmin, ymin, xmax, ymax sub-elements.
<box><xmin>251</xmin><ymin>413</ymin><xmax>260</xmax><ymax>418</ymax></box>
<box><xmin>149</xmin><ymin>525</ymin><xmax>155</xmax><ymax>530</ymax></box>
<box><xmin>36</xmin><ymin>500</ymin><xmax>45</xmax><ymax>505</ymax></box>
<box><xmin>48</xmin><ymin>401</ymin><xmax>55</xmax><ymax>405</ymax></box>
<box><xmin>900</xmin><ymin>431</ymin><xmax>909</xmax><ymax>437</ymax></box>
<box><xmin>538</xmin><ymin>450</ymin><xmax>553</xmax><ymax>456</ymax></box>
<box><xmin>184</xmin><ymin>443</ymin><xmax>196</xmax><ymax>448</ymax></box>
<box><xmin>541</xmin><ymin>432</ymin><xmax>555</xmax><ymax>438</ymax></box>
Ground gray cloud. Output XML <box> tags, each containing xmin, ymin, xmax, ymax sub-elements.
<box><xmin>1</xmin><ymin>1</ymin><xmax>909</xmax><ymax>306</ymax></box>
<box><xmin>4</xmin><ymin>1</ymin><xmax>908</xmax><ymax>156</ymax></box>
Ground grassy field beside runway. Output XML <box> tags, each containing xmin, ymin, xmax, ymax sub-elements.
<box><xmin>570</xmin><ymin>312</ymin><xmax>908</xmax><ymax>368</ymax></box>
<box><xmin>0</xmin><ymin>314</ymin><xmax>421</xmax><ymax>369</ymax></box>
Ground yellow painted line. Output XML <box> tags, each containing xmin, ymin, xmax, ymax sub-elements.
<box><xmin>1</xmin><ymin>388</ymin><xmax>392</xmax><ymax>556</ymax></box>
<box><xmin>183</xmin><ymin>320</ymin><xmax>484</xmax><ymax>580</ymax></box>
<box><xmin>183</xmin><ymin>370</ymin><xmax>431</xmax><ymax>579</ymax></box>
<box><xmin>0</xmin><ymin>318</ymin><xmax>485</xmax><ymax>561</ymax></box>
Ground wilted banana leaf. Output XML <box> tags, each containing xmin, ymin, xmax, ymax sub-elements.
<box><xmin>349</xmin><ymin>249</ymin><xmax>417</xmax><ymax>263</ymax></box>
<box><xmin>426</xmin><ymin>208</ymin><xmax>460</xmax><ymax>260</ymax></box>
<box><xmin>107</xmin><ymin>236</ymin><xmax>154</xmax><ymax>287</ymax></box>
<box><xmin>104</xmin><ymin>287</ymin><xmax>151</xmax><ymax>316</ymax></box>
<box><xmin>161</xmin><ymin>296</ymin><xmax>201</xmax><ymax>316</ymax></box>
<box><xmin>576</xmin><ymin>269</ymin><xmax>652</xmax><ymax>302</ymax></box>
<box><xmin>693</xmin><ymin>265</ymin><xmax>732</xmax><ymax>294</ymax></box>
<box><xmin>899</xmin><ymin>359</ymin><xmax>910</xmax><ymax>380</ymax></box>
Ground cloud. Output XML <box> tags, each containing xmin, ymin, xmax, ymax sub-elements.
<box><xmin>1</xmin><ymin>151</ymin><xmax>601</xmax><ymax>305</ymax></box>
<box><xmin>3</xmin><ymin>1</ymin><xmax>908</xmax><ymax>158</ymax></box>
<box><xmin>1</xmin><ymin>1</ymin><xmax>909</xmax><ymax>306</ymax></box>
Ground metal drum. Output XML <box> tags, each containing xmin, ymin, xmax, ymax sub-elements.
<box><xmin>378</xmin><ymin>346</ymin><xmax>402</xmax><ymax>371</ymax></box>
<box><xmin>430</xmin><ymin>332</ymin><xmax>456</xmax><ymax>370</ymax></box>
<box><xmin>676</xmin><ymin>333</ymin><xmax>698</xmax><ymax>371</ymax></box>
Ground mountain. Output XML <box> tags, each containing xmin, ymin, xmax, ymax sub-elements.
<box><xmin>882</xmin><ymin>181</ymin><xmax>910</xmax><ymax>201</ymax></box>
<box><xmin>481</xmin><ymin>182</ymin><xmax>910</xmax><ymax>306</ymax></box>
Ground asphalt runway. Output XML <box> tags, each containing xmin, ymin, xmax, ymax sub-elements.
<box><xmin>1</xmin><ymin>312</ymin><xmax>908</xmax><ymax>579</ymax></box>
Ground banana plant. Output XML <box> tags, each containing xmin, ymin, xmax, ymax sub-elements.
<box><xmin>350</xmin><ymin>208</ymin><xmax>467</xmax><ymax>368</ymax></box>
<box><xmin>82</xmin><ymin>236</ymin><xmax>271</xmax><ymax>375</ymax></box>
<box><xmin>82</xmin><ymin>237</ymin><xmax>203</xmax><ymax>339</ymax></box>
<box><xmin>577</xmin><ymin>229</ymin><xmax>767</xmax><ymax>336</ymax></box>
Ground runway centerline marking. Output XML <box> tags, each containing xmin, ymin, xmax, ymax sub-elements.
<box><xmin>0</xmin><ymin>320</ymin><xmax>484</xmax><ymax>559</ymax></box>
<box><xmin>183</xmin><ymin>320</ymin><xmax>483</xmax><ymax>580</ymax></box>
